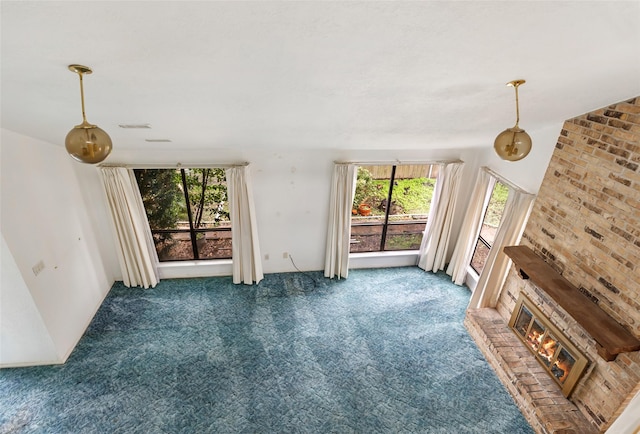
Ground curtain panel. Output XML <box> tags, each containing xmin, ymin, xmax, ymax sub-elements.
<box><xmin>468</xmin><ymin>187</ymin><xmax>535</xmax><ymax>309</ymax></box>
<box><xmin>100</xmin><ymin>167</ymin><xmax>159</xmax><ymax>289</ymax></box>
<box><xmin>324</xmin><ymin>164</ymin><xmax>357</xmax><ymax>279</ymax></box>
<box><xmin>226</xmin><ymin>166</ymin><xmax>264</xmax><ymax>285</ymax></box>
<box><xmin>418</xmin><ymin>161</ymin><xmax>464</xmax><ymax>273</ymax></box>
<box><xmin>446</xmin><ymin>169</ymin><xmax>495</xmax><ymax>285</ymax></box>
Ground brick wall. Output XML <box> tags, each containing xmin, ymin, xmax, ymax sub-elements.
<box><xmin>496</xmin><ymin>97</ymin><xmax>640</xmax><ymax>430</ymax></box>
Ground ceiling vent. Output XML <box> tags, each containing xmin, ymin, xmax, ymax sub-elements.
<box><xmin>118</xmin><ymin>123</ymin><xmax>151</xmax><ymax>129</ymax></box>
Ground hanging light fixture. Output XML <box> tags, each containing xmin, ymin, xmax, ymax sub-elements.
<box><xmin>494</xmin><ymin>79</ymin><xmax>532</xmax><ymax>161</ymax></box>
<box><xmin>65</xmin><ymin>64</ymin><xmax>112</xmax><ymax>164</ymax></box>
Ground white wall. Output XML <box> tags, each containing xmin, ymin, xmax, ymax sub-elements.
<box><xmin>252</xmin><ymin>149</ymin><xmax>337</xmax><ymax>273</ymax></box>
<box><xmin>1</xmin><ymin>234</ymin><xmax>58</xmax><ymax>365</ymax></box>
<box><xmin>71</xmin><ymin>161</ymin><xmax>122</xmax><ymax>282</ymax></box>
<box><xmin>0</xmin><ymin>129</ymin><xmax>116</xmax><ymax>367</ymax></box>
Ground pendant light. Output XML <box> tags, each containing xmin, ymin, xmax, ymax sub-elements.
<box><xmin>494</xmin><ymin>79</ymin><xmax>532</xmax><ymax>161</ymax></box>
<box><xmin>65</xmin><ymin>64</ymin><xmax>112</xmax><ymax>164</ymax></box>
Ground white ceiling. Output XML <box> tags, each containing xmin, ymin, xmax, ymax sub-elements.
<box><xmin>2</xmin><ymin>1</ymin><xmax>640</xmax><ymax>156</ymax></box>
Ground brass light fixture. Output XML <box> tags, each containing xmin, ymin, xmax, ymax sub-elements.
<box><xmin>65</xmin><ymin>64</ymin><xmax>112</xmax><ymax>164</ymax></box>
<box><xmin>494</xmin><ymin>79</ymin><xmax>532</xmax><ymax>161</ymax></box>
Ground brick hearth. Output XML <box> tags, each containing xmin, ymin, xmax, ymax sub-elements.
<box><xmin>464</xmin><ymin>308</ymin><xmax>597</xmax><ymax>434</ymax></box>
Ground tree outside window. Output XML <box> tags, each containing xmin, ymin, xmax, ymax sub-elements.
<box><xmin>134</xmin><ymin>168</ymin><xmax>231</xmax><ymax>261</ymax></box>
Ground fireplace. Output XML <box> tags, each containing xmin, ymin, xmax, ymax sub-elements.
<box><xmin>509</xmin><ymin>294</ymin><xmax>589</xmax><ymax>397</ymax></box>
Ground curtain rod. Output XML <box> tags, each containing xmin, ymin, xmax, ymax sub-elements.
<box><xmin>482</xmin><ymin>166</ymin><xmax>533</xmax><ymax>195</ymax></box>
<box><xmin>98</xmin><ymin>162</ymin><xmax>250</xmax><ymax>169</ymax></box>
<box><xmin>333</xmin><ymin>159</ymin><xmax>463</xmax><ymax>166</ymax></box>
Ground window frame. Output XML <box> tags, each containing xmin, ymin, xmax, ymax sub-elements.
<box><xmin>349</xmin><ymin>164</ymin><xmax>436</xmax><ymax>254</ymax></box>
<box><xmin>469</xmin><ymin>179</ymin><xmax>508</xmax><ymax>275</ymax></box>
<box><xmin>134</xmin><ymin>167</ymin><xmax>232</xmax><ymax>262</ymax></box>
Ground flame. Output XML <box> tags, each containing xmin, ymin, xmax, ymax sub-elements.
<box><xmin>526</xmin><ymin>329</ymin><xmax>572</xmax><ymax>383</ymax></box>
<box><xmin>539</xmin><ymin>336</ymin><xmax>557</xmax><ymax>360</ymax></box>
<box><xmin>554</xmin><ymin>356</ymin><xmax>572</xmax><ymax>383</ymax></box>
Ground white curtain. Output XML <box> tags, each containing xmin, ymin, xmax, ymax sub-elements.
<box><xmin>446</xmin><ymin>169</ymin><xmax>495</xmax><ymax>285</ymax></box>
<box><xmin>418</xmin><ymin>161</ymin><xmax>464</xmax><ymax>272</ymax></box>
<box><xmin>100</xmin><ymin>167</ymin><xmax>159</xmax><ymax>289</ymax></box>
<box><xmin>468</xmin><ymin>188</ymin><xmax>535</xmax><ymax>309</ymax></box>
<box><xmin>226</xmin><ymin>166</ymin><xmax>263</xmax><ymax>285</ymax></box>
<box><xmin>324</xmin><ymin>164</ymin><xmax>357</xmax><ymax>279</ymax></box>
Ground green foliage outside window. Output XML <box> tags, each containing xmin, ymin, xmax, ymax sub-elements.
<box><xmin>134</xmin><ymin>168</ymin><xmax>230</xmax><ymax>232</ymax></box>
<box><xmin>485</xmin><ymin>182</ymin><xmax>509</xmax><ymax>227</ymax></box>
<box><xmin>353</xmin><ymin>167</ymin><xmax>435</xmax><ymax>216</ymax></box>
<box><xmin>385</xmin><ymin>177</ymin><xmax>435</xmax><ymax>214</ymax></box>
<box><xmin>135</xmin><ymin>169</ymin><xmax>182</xmax><ymax>230</ymax></box>
<box><xmin>183</xmin><ymin>168</ymin><xmax>229</xmax><ymax>229</ymax></box>
<box><xmin>353</xmin><ymin>167</ymin><xmax>378</xmax><ymax>207</ymax></box>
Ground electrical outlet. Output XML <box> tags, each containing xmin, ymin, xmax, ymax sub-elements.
<box><xmin>282</xmin><ymin>252</ymin><xmax>289</xmax><ymax>259</ymax></box>
<box><xmin>32</xmin><ymin>260</ymin><xmax>45</xmax><ymax>276</ymax></box>
<box><xmin>264</xmin><ymin>254</ymin><xmax>269</xmax><ymax>260</ymax></box>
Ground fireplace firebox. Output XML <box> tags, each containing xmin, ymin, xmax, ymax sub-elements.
<box><xmin>509</xmin><ymin>294</ymin><xmax>589</xmax><ymax>397</ymax></box>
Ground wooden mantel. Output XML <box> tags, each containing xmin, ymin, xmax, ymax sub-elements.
<box><xmin>504</xmin><ymin>245</ymin><xmax>640</xmax><ymax>361</ymax></box>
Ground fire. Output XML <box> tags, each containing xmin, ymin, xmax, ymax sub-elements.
<box><xmin>526</xmin><ymin>329</ymin><xmax>543</xmax><ymax>350</ymax></box>
<box><xmin>526</xmin><ymin>329</ymin><xmax>571</xmax><ymax>383</ymax></box>
<box><xmin>510</xmin><ymin>296</ymin><xmax>588</xmax><ymax>397</ymax></box>
<box><xmin>539</xmin><ymin>336</ymin><xmax>557</xmax><ymax>360</ymax></box>
<box><xmin>554</xmin><ymin>357</ymin><xmax>572</xmax><ymax>383</ymax></box>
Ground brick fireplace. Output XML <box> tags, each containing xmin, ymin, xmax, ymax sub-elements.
<box><xmin>508</xmin><ymin>293</ymin><xmax>590</xmax><ymax>398</ymax></box>
<box><xmin>466</xmin><ymin>97</ymin><xmax>640</xmax><ymax>433</ymax></box>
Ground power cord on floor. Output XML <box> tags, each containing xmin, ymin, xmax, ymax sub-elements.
<box><xmin>289</xmin><ymin>254</ymin><xmax>319</xmax><ymax>289</ymax></box>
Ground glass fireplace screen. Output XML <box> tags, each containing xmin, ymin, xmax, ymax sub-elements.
<box><xmin>509</xmin><ymin>294</ymin><xmax>589</xmax><ymax>397</ymax></box>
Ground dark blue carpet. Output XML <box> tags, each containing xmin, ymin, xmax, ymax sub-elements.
<box><xmin>1</xmin><ymin>267</ymin><xmax>533</xmax><ymax>433</ymax></box>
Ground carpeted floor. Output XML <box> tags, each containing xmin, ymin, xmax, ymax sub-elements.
<box><xmin>1</xmin><ymin>267</ymin><xmax>533</xmax><ymax>433</ymax></box>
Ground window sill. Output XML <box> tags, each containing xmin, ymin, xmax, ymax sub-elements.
<box><xmin>349</xmin><ymin>250</ymin><xmax>419</xmax><ymax>269</ymax></box>
<box><xmin>465</xmin><ymin>266</ymin><xmax>479</xmax><ymax>291</ymax></box>
<box><xmin>157</xmin><ymin>259</ymin><xmax>233</xmax><ymax>279</ymax></box>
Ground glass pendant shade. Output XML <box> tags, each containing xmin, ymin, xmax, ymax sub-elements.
<box><xmin>65</xmin><ymin>121</ymin><xmax>113</xmax><ymax>164</ymax></box>
<box><xmin>494</xmin><ymin>126</ymin><xmax>532</xmax><ymax>161</ymax></box>
<box><xmin>494</xmin><ymin>79</ymin><xmax>531</xmax><ymax>162</ymax></box>
<box><xmin>65</xmin><ymin>64</ymin><xmax>112</xmax><ymax>164</ymax></box>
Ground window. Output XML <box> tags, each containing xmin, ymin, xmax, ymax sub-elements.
<box><xmin>134</xmin><ymin>168</ymin><xmax>231</xmax><ymax>261</ymax></box>
<box><xmin>470</xmin><ymin>180</ymin><xmax>508</xmax><ymax>274</ymax></box>
<box><xmin>350</xmin><ymin>165</ymin><xmax>437</xmax><ymax>253</ymax></box>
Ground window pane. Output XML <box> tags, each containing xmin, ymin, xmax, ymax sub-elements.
<box><xmin>350</xmin><ymin>164</ymin><xmax>437</xmax><ymax>253</ymax></box>
<box><xmin>350</xmin><ymin>224</ymin><xmax>383</xmax><ymax>253</ymax></box>
<box><xmin>184</xmin><ymin>168</ymin><xmax>230</xmax><ymax>229</ymax></box>
<box><xmin>352</xmin><ymin>165</ymin><xmax>392</xmax><ymax>213</ymax></box>
<box><xmin>471</xmin><ymin>180</ymin><xmax>509</xmax><ymax>274</ymax></box>
<box><xmin>384</xmin><ymin>165</ymin><xmax>436</xmax><ymax>251</ymax></box>
<box><xmin>389</xmin><ymin>165</ymin><xmax>437</xmax><ymax>220</ymax></box>
<box><xmin>470</xmin><ymin>239</ymin><xmax>490</xmax><ymax>275</ymax></box>
<box><xmin>134</xmin><ymin>169</ymin><xmax>185</xmax><ymax>230</ymax></box>
<box><xmin>136</xmin><ymin>169</ymin><xmax>194</xmax><ymax>261</ymax></box>
<box><xmin>134</xmin><ymin>168</ymin><xmax>231</xmax><ymax>261</ymax></box>
<box><xmin>480</xmin><ymin>181</ymin><xmax>509</xmax><ymax>245</ymax></box>
<box><xmin>153</xmin><ymin>230</ymin><xmax>194</xmax><ymax>261</ymax></box>
<box><xmin>196</xmin><ymin>229</ymin><xmax>233</xmax><ymax>260</ymax></box>
<box><xmin>183</xmin><ymin>168</ymin><xmax>231</xmax><ymax>260</ymax></box>
<box><xmin>350</xmin><ymin>166</ymin><xmax>390</xmax><ymax>253</ymax></box>
<box><xmin>384</xmin><ymin>223</ymin><xmax>424</xmax><ymax>251</ymax></box>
